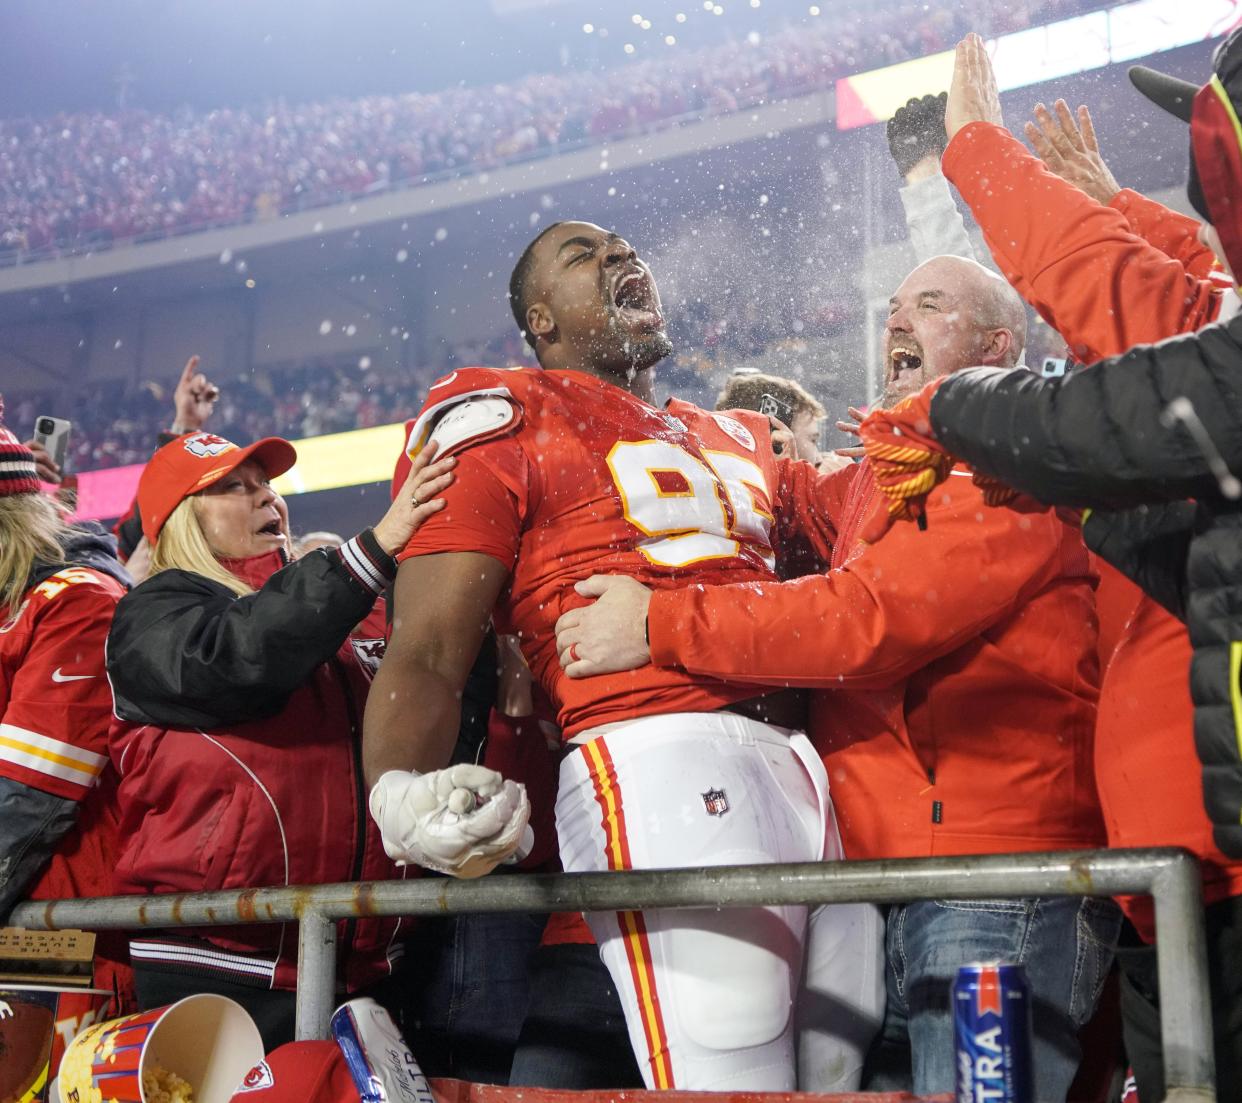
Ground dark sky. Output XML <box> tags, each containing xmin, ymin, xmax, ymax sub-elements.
<box><xmin>0</xmin><ymin>0</ymin><xmax>819</xmax><ymax>118</ymax></box>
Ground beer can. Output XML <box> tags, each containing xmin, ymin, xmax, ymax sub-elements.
<box><xmin>952</xmin><ymin>962</ymin><xmax>1033</xmax><ymax>1102</ymax></box>
<box><xmin>331</xmin><ymin>997</ymin><xmax>435</xmax><ymax>1103</ymax></box>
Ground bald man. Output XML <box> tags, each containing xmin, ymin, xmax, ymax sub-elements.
<box><xmin>554</xmin><ymin>255</ymin><xmax>1116</xmax><ymax>1100</ymax></box>
<box><xmin>880</xmin><ymin>254</ymin><xmax>1027</xmax><ymax>408</ymax></box>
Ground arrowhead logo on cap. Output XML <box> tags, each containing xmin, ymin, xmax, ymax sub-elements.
<box><xmin>183</xmin><ymin>433</ymin><xmax>237</xmax><ymax>459</ymax></box>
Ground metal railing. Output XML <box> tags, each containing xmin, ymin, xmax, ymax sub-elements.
<box><xmin>11</xmin><ymin>847</ymin><xmax>1214</xmax><ymax>1102</ymax></box>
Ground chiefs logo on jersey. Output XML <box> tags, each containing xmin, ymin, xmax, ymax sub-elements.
<box><xmin>183</xmin><ymin>433</ymin><xmax>236</xmax><ymax>459</ymax></box>
<box><xmin>711</xmin><ymin>415</ymin><xmax>756</xmax><ymax>452</ymax></box>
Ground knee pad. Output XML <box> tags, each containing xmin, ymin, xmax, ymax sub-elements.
<box><xmin>664</xmin><ymin>904</ymin><xmax>800</xmax><ymax>1051</ymax></box>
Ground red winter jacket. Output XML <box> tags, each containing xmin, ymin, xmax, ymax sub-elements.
<box><xmin>944</xmin><ymin>122</ymin><xmax>1242</xmax><ymax>936</ymax></box>
<box><xmin>647</xmin><ymin>457</ymin><xmax>1104</xmax><ymax>860</ymax></box>
<box><xmin>107</xmin><ymin>536</ymin><xmax>403</xmax><ymax>990</ymax></box>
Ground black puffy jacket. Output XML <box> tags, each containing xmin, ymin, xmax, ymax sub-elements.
<box><xmin>927</xmin><ymin>313</ymin><xmax>1242</xmax><ymax>857</ymax></box>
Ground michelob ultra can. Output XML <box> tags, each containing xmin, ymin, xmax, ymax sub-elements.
<box><xmin>952</xmin><ymin>962</ymin><xmax>1033</xmax><ymax>1102</ymax></box>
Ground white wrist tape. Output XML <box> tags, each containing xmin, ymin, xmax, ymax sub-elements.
<box><xmin>368</xmin><ymin>765</ymin><xmax>532</xmax><ymax>879</ymax></box>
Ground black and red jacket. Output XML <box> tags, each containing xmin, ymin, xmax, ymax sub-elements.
<box><xmin>105</xmin><ymin>532</ymin><xmax>401</xmax><ymax>990</ymax></box>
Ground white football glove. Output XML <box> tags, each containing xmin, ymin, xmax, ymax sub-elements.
<box><xmin>368</xmin><ymin>765</ymin><xmax>532</xmax><ymax>879</ymax></box>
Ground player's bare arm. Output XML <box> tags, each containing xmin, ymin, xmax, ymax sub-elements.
<box><xmin>363</xmin><ymin>550</ymin><xmax>508</xmax><ymax>783</ymax></box>
<box><xmin>364</xmin><ymin>550</ymin><xmax>531</xmax><ymax>877</ymax></box>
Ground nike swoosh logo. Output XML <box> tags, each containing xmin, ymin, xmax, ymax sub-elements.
<box><xmin>51</xmin><ymin>668</ymin><xmax>95</xmax><ymax>683</ymax></box>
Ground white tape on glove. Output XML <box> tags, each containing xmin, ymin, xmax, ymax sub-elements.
<box><xmin>368</xmin><ymin>765</ymin><xmax>532</xmax><ymax>879</ymax></box>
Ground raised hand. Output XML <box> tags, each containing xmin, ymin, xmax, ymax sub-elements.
<box><xmin>1024</xmin><ymin>101</ymin><xmax>1121</xmax><ymax>205</ymax></box>
<box><xmin>946</xmin><ymin>33</ymin><xmax>1004</xmax><ymax>141</ymax></box>
<box><xmin>887</xmin><ymin>92</ymin><xmax>950</xmax><ymax>181</ymax></box>
<box><xmin>171</xmin><ymin>355</ymin><xmax>221</xmax><ymax>435</ymax></box>
<box><xmin>24</xmin><ymin>438</ymin><xmax>61</xmax><ymax>484</ymax></box>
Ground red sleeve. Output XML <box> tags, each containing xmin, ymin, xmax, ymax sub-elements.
<box><xmin>0</xmin><ymin>579</ymin><xmax>118</xmax><ymax>801</ymax></box>
<box><xmin>390</xmin><ymin>418</ymin><xmax>417</xmax><ymax>500</ymax></box>
<box><xmin>647</xmin><ymin>472</ymin><xmax>1066</xmax><ymax>689</ymax></box>
<box><xmin>1109</xmin><ymin>189</ymin><xmax>1220</xmax><ymax>280</ymax></box>
<box><xmin>395</xmin><ymin>437</ymin><xmax>530</xmax><ymax>570</ymax></box>
<box><xmin>943</xmin><ymin>122</ymin><xmax>1220</xmax><ymax>362</ymax></box>
<box><xmin>772</xmin><ymin>456</ymin><xmax>855</xmax><ymax>564</ymax></box>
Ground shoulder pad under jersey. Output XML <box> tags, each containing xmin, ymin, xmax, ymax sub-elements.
<box><xmin>404</xmin><ymin>366</ymin><xmax>530</xmax><ymax>462</ymax></box>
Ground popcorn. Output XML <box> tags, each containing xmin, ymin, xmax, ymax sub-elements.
<box><xmin>142</xmin><ymin>1064</ymin><xmax>195</xmax><ymax>1103</ymax></box>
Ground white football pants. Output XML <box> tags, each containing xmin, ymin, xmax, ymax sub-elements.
<box><xmin>556</xmin><ymin>710</ymin><xmax>884</xmax><ymax>1091</ymax></box>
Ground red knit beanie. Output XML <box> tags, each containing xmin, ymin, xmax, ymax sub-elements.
<box><xmin>0</xmin><ymin>398</ymin><xmax>40</xmax><ymax>497</ymax></box>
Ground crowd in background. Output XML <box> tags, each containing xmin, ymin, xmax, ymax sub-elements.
<box><xmin>0</xmin><ymin>0</ymin><xmax>1102</xmax><ymax>257</ymax></box>
<box><xmin>8</xmin><ymin>293</ymin><xmax>861</xmax><ymax>472</ymax></box>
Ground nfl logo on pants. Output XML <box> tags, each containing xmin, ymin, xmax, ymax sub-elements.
<box><xmin>701</xmin><ymin>788</ymin><xmax>729</xmax><ymax>816</ymax></box>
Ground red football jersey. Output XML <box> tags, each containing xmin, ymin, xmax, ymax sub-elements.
<box><xmin>398</xmin><ymin>366</ymin><xmax>807</xmax><ymax>737</ymax></box>
<box><xmin>0</xmin><ymin>566</ymin><xmax>123</xmax><ymax>801</ymax></box>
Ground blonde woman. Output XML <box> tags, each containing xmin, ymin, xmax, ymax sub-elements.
<box><xmin>105</xmin><ymin>430</ymin><xmax>454</xmax><ymax>1049</ymax></box>
<box><xmin>0</xmin><ymin>409</ymin><xmax>131</xmax><ymax>998</ymax></box>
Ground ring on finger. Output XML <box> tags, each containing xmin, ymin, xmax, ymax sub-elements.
<box><xmin>568</xmin><ymin>643</ymin><xmax>581</xmax><ymax>663</ymax></box>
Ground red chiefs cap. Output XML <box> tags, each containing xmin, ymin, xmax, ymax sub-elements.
<box><xmin>230</xmin><ymin>1042</ymin><xmax>360</xmax><ymax>1102</ymax></box>
<box><xmin>138</xmin><ymin>431</ymin><xmax>297</xmax><ymax>544</ymax></box>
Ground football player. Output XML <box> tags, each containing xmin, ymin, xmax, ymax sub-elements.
<box><xmin>363</xmin><ymin>222</ymin><xmax>882</xmax><ymax>1091</ymax></box>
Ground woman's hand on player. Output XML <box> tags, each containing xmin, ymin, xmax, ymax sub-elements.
<box><xmin>555</xmin><ymin>575</ymin><xmax>653</xmax><ymax>678</ymax></box>
<box><xmin>373</xmin><ymin>442</ymin><xmax>457</xmax><ymax>556</ymax></box>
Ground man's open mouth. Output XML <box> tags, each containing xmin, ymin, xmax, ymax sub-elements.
<box><xmin>888</xmin><ymin>347</ymin><xmax>924</xmax><ymax>382</ymax></box>
<box><xmin>611</xmin><ymin>269</ymin><xmax>663</xmax><ymax>327</ymax></box>
<box><xmin>257</xmin><ymin>519</ymin><xmax>283</xmax><ymax>537</ymax></box>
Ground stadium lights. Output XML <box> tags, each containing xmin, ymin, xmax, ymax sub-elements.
<box><xmin>836</xmin><ymin>0</ymin><xmax>1230</xmax><ymax>130</ymax></box>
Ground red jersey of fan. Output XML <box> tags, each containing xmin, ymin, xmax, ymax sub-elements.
<box><xmin>396</xmin><ymin>366</ymin><xmax>816</xmax><ymax>738</ymax></box>
<box><xmin>0</xmin><ymin>567</ymin><xmax>122</xmax><ymax>801</ymax></box>
<box><xmin>0</xmin><ymin>565</ymin><xmax>126</xmax><ymax>907</ymax></box>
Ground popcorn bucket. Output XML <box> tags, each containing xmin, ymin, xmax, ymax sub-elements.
<box><xmin>57</xmin><ymin>994</ymin><xmax>263</xmax><ymax>1103</ymax></box>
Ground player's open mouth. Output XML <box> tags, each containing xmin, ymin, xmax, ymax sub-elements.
<box><xmin>257</xmin><ymin>519</ymin><xmax>284</xmax><ymax>537</ymax></box>
<box><xmin>888</xmin><ymin>347</ymin><xmax>923</xmax><ymax>383</ymax></box>
<box><xmin>611</xmin><ymin>268</ymin><xmax>664</xmax><ymax>328</ymax></box>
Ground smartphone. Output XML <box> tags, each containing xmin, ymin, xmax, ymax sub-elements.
<box><xmin>758</xmin><ymin>392</ymin><xmax>794</xmax><ymax>424</ymax></box>
<box><xmin>33</xmin><ymin>415</ymin><xmax>71</xmax><ymax>472</ymax></box>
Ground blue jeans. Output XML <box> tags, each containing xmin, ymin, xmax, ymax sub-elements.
<box><xmin>509</xmin><ymin>942</ymin><xmax>644</xmax><ymax>1089</ymax></box>
<box><xmin>398</xmin><ymin>910</ymin><xmax>544</xmax><ymax>1084</ymax></box>
<box><xmin>863</xmin><ymin>896</ymin><xmax>1120</xmax><ymax>1101</ymax></box>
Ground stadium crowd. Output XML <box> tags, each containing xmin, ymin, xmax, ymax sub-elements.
<box><xmin>9</xmin><ymin>295</ymin><xmax>859</xmax><ymax>472</ymax></box>
<box><xmin>6</xmin><ymin>22</ymin><xmax>1242</xmax><ymax>1103</ymax></box>
<box><xmin>1</xmin><ymin>0</ymin><xmax>1101</xmax><ymax>257</ymax></box>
